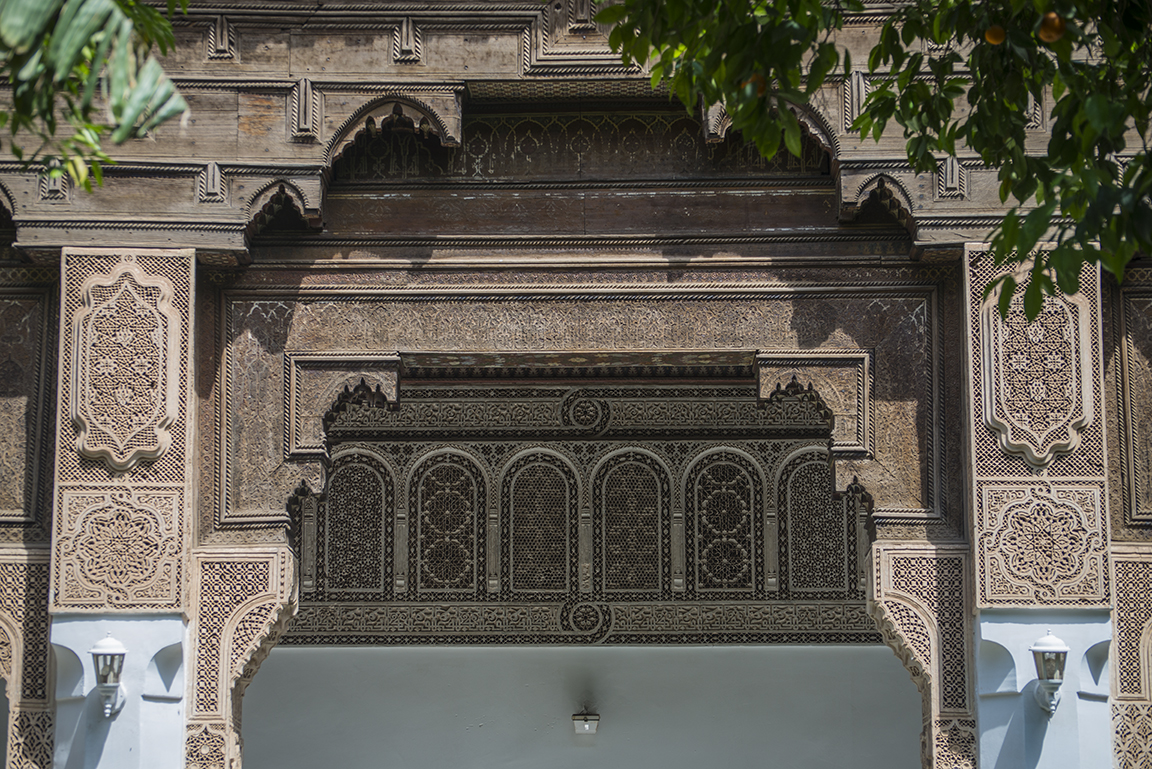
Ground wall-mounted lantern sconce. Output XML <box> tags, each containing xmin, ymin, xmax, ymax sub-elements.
<box><xmin>89</xmin><ymin>634</ymin><xmax>127</xmax><ymax>717</ymax></box>
<box><xmin>1029</xmin><ymin>629</ymin><xmax>1069</xmax><ymax>715</ymax></box>
<box><xmin>572</xmin><ymin>711</ymin><xmax>599</xmax><ymax>734</ymax></box>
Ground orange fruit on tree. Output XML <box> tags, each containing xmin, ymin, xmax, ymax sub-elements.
<box><xmin>984</xmin><ymin>24</ymin><xmax>1006</xmax><ymax>44</ymax></box>
<box><xmin>1038</xmin><ymin>12</ymin><xmax>1066</xmax><ymax>42</ymax></box>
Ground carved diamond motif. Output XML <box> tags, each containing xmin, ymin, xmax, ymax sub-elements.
<box><xmin>981</xmin><ymin>284</ymin><xmax>1093</xmax><ymax>470</ymax></box>
<box><xmin>72</xmin><ymin>260</ymin><xmax>178</xmax><ymax>471</ymax></box>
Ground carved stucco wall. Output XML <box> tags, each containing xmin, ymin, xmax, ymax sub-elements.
<box><xmin>965</xmin><ymin>250</ymin><xmax>1110</xmax><ymax>611</ymax></box>
<box><xmin>52</xmin><ymin>249</ymin><xmax>195</xmax><ymax>613</ymax></box>
<box><xmin>965</xmin><ymin>248</ymin><xmax>1119</xmax><ymax>767</ymax></box>
<box><xmin>48</xmin><ymin>249</ymin><xmax>299</xmax><ymax>769</ymax></box>
<box><xmin>0</xmin><ymin>267</ymin><xmax>57</xmax><ymax>768</ymax></box>
<box><xmin>193</xmin><ymin>260</ymin><xmax>970</xmax><ymax>768</ymax></box>
<box><xmin>199</xmin><ymin>263</ymin><xmax>966</xmax><ymax>546</ymax></box>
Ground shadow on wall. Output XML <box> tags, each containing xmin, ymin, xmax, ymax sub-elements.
<box><xmin>53</xmin><ymin>644</ymin><xmax>88</xmax><ymax>769</ymax></box>
<box><xmin>51</xmin><ymin>626</ymin><xmax>185</xmax><ymax>769</ymax></box>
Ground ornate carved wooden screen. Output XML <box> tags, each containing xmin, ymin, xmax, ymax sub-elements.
<box><xmin>285</xmin><ymin>373</ymin><xmax>876</xmax><ymax>646</ymax></box>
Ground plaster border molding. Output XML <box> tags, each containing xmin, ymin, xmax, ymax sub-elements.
<box><xmin>283</xmin><ymin>351</ymin><xmax>401</xmax><ymax>458</ymax></box>
<box><xmin>1117</xmin><ymin>287</ymin><xmax>1152</xmax><ymax>525</ymax></box>
<box><xmin>0</xmin><ymin>283</ymin><xmax>54</xmax><ymax>535</ymax></box>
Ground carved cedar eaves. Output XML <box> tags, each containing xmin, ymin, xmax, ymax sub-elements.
<box><xmin>842</xmin><ymin>174</ymin><xmax>918</xmax><ymax>239</ymax></box>
<box><xmin>245</xmin><ymin>182</ymin><xmax>322</xmax><ymax>240</ymax></box>
<box><xmin>699</xmin><ymin>102</ymin><xmax>840</xmax><ymax>161</ymax></box>
<box><xmin>326</xmin><ymin>92</ymin><xmax>464</xmax><ymax>166</ymax></box>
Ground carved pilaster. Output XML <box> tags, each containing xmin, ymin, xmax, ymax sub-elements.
<box><xmin>1111</xmin><ymin>546</ymin><xmax>1152</xmax><ymax>767</ymax></box>
<box><xmin>51</xmin><ymin>248</ymin><xmax>195</xmax><ymax>613</ymax></box>
<box><xmin>187</xmin><ymin>549</ymin><xmax>295</xmax><ymax>768</ymax></box>
<box><xmin>965</xmin><ymin>248</ymin><xmax>1110</xmax><ymax>610</ymax></box>
<box><xmin>0</xmin><ymin>553</ymin><xmax>52</xmax><ymax>767</ymax></box>
<box><xmin>869</xmin><ymin>544</ymin><xmax>976</xmax><ymax>769</ymax></box>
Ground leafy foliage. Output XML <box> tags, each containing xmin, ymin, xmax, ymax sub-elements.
<box><xmin>599</xmin><ymin>0</ymin><xmax>1152</xmax><ymax>316</ymax></box>
<box><xmin>0</xmin><ymin>0</ymin><xmax>188</xmax><ymax>190</ymax></box>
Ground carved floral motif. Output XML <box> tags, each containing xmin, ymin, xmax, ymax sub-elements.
<box><xmin>979</xmin><ymin>485</ymin><xmax>1106</xmax><ymax>606</ymax></box>
<box><xmin>55</xmin><ymin>491</ymin><xmax>182</xmax><ymax>609</ymax></box>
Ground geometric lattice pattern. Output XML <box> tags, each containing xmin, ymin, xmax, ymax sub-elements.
<box><xmin>601</xmin><ymin>456</ymin><xmax>662</xmax><ymax>593</ymax></box>
<box><xmin>1116</xmin><ymin>557</ymin><xmax>1152</xmax><ymax>698</ymax></box>
<box><xmin>869</xmin><ymin>544</ymin><xmax>974</xmax><ymax>769</ymax></box>
<box><xmin>692</xmin><ymin>457</ymin><xmax>754</xmax><ymax>590</ymax></box>
<box><xmin>510</xmin><ymin>458</ymin><xmax>572</xmax><ymax>593</ymax></box>
<box><xmin>1117</xmin><ymin>703</ymin><xmax>1152</xmax><ymax>769</ymax></box>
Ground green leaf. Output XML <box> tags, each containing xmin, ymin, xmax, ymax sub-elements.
<box><xmin>780</xmin><ymin>106</ymin><xmax>802</xmax><ymax>157</ymax></box>
<box><xmin>998</xmin><ymin>275</ymin><xmax>1018</xmax><ymax>318</ymax></box>
<box><xmin>1019</xmin><ymin>202</ymin><xmax>1056</xmax><ymax>251</ymax></box>
<box><xmin>49</xmin><ymin>0</ymin><xmax>116</xmax><ymax>83</ymax></box>
<box><xmin>594</xmin><ymin>5</ymin><xmax>627</xmax><ymax>24</ymax></box>
<box><xmin>0</xmin><ymin>0</ymin><xmax>65</xmax><ymax>51</ymax></box>
<box><xmin>1023</xmin><ymin>277</ymin><xmax>1044</xmax><ymax>320</ymax></box>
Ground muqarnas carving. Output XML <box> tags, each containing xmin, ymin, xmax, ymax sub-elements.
<box><xmin>981</xmin><ymin>283</ymin><xmax>1093</xmax><ymax>471</ymax></box>
<box><xmin>55</xmin><ymin>490</ymin><xmax>182</xmax><ymax>609</ymax></box>
<box><xmin>72</xmin><ymin>260</ymin><xmax>179</xmax><ymax>471</ymax></box>
<box><xmin>978</xmin><ymin>484</ymin><xmax>1107</xmax><ymax>606</ymax></box>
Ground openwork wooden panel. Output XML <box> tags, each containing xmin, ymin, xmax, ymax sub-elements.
<box><xmin>412</xmin><ymin>452</ymin><xmax>483</xmax><ymax>595</ymax></box>
<box><xmin>506</xmin><ymin>453</ymin><xmax>575</xmax><ymax>593</ymax></box>
<box><xmin>330</xmin><ymin>112</ymin><xmax>830</xmax><ymax>184</ymax></box>
<box><xmin>286</xmin><ymin>381</ymin><xmax>874</xmax><ymax>645</ymax></box>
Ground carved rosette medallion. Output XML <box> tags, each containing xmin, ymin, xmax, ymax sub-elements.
<box><xmin>72</xmin><ymin>259</ymin><xmax>179</xmax><ymax>471</ymax></box>
<box><xmin>981</xmin><ymin>286</ymin><xmax>1093</xmax><ymax>470</ymax></box>
<box><xmin>55</xmin><ymin>490</ymin><xmax>182</xmax><ymax>608</ymax></box>
<box><xmin>978</xmin><ymin>485</ymin><xmax>1106</xmax><ymax>605</ymax></box>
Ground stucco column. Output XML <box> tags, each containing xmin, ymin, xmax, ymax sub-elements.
<box><xmin>48</xmin><ymin>248</ymin><xmax>196</xmax><ymax>769</ymax></box>
<box><xmin>963</xmin><ymin>245</ymin><xmax>1112</xmax><ymax>768</ymax></box>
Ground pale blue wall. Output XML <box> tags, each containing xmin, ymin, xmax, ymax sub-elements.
<box><xmin>976</xmin><ymin>610</ymin><xmax>1111</xmax><ymax>769</ymax></box>
<box><xmin>50</xmin><ymin>616</ymin><xmax>186</xmax><ymax>769</ymax></box>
